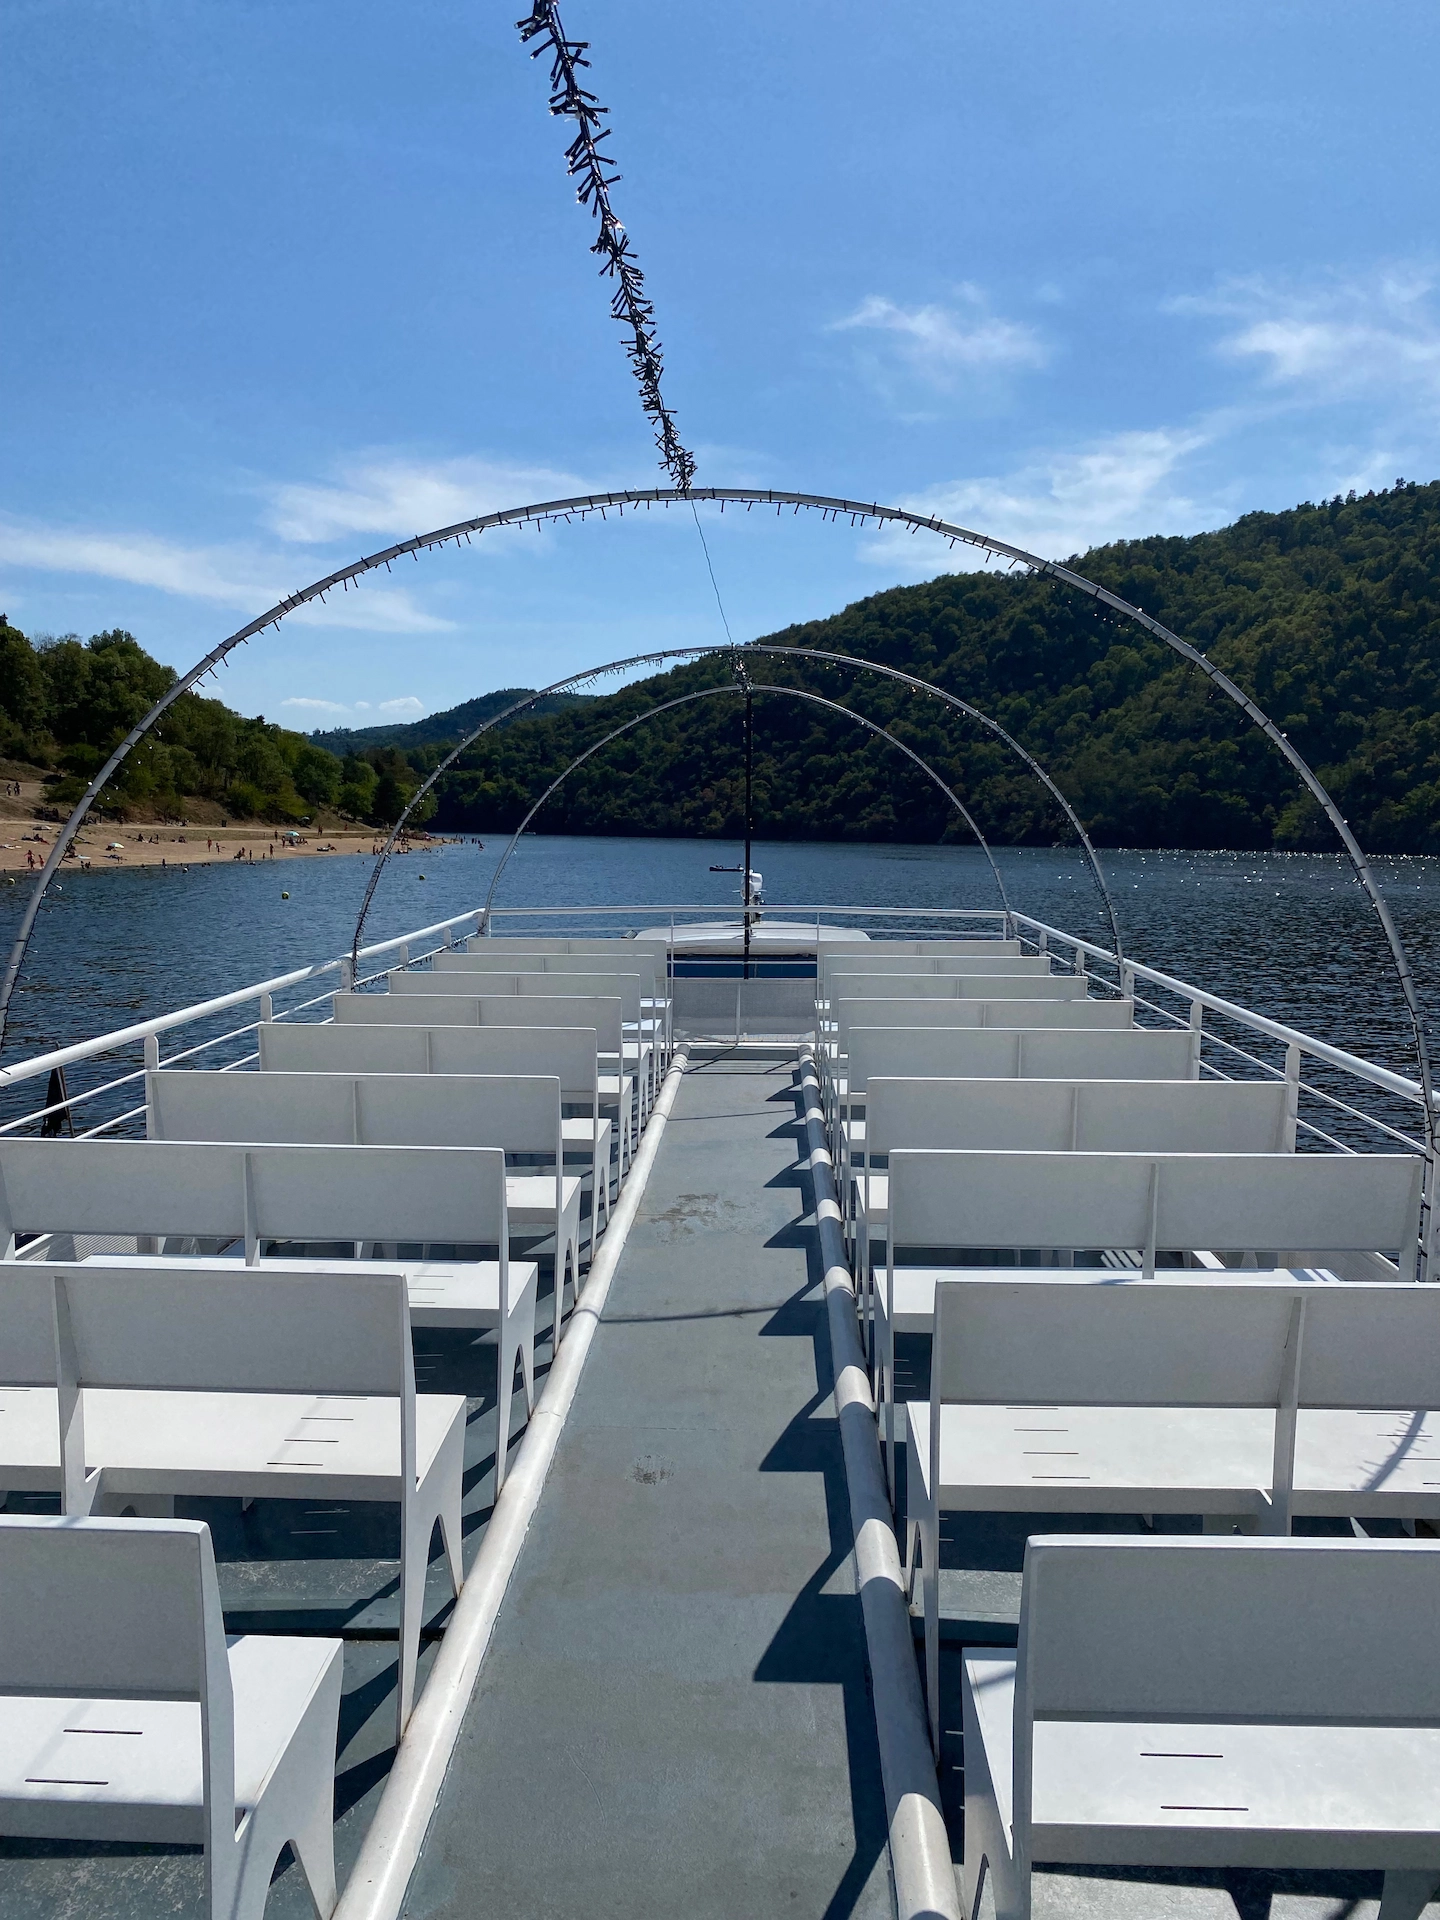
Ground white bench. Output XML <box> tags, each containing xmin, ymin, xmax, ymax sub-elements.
<box><xmin>1</xmin><ymin>1259</ymin><xmax>463</xmax><ymax>1737</ymax></box>
<box><xmin>454</xmin><ymin>944</ymin><xmax>671</xmax><ymax>1067</ymax></box>
<box><xmin>148</xmin><ymin>1069</ymin><xmax>583</xmax><ymax>1336</ymax></box>
<box><xmin>391</xmin><ymin>969</ymin><xmax>656</xmax><ymax>1118</ymax></box>
<box><xmin>259</xmin><ymin>1019</ymin><xmax>614</xmax><ymax>1229</ymax></box>
<box><xmin>824</xmin><ymin>938</ymin><xmax>1024</xmax><ymax>958</ymax></box>
<box><xmin>0</xmin><ymin>1137</ymin><xmax>536</xmax><ymax>1494</ymax></box>
<box><xmin>824</xmin><ymin>998</ymin><xmax>1136</xmax><ymax>1128</ymax></box>
<box><xmin>334</xmin><ymin>991</ymin><xmax>638</xmax><ymax>1167</ymax></box>
<box><xmin>854</xmin><ymin>1075</ymin><xmax>1291</xmax><ymax>1307</ymax></box>
<box><xmin>830</xmin><ymin>1023</ymin><xmax>1198</xmax><ymax>1169</ymax></box>
<box><xmin>880</xmin><ymin>1145</ymin><xmax>1423</xmax><ymax>1508</ymax></box>
<box><xmin>825</xmin><ymin>973</ymin><xmax>1089</xmax><ymax>1012</ymax></box>
<box><xmin>915</xmin><ymin>1272</ymin><xmax>1440</xmax><ymax>1747</ymax></box>
<box><xmin>821</xmin><ymin>954</ymin><xmax>1055</xmax><ymax>989</ymax></box>
<box><xmin>0</xmin><ymin>1514</ymin><xmax>343</xmax><ymax>1919</ymax></box>
<box><xmin>963</xmin><ymin>1534</ymin><xmax>1440</xmax><ymax>1920</ymax></box>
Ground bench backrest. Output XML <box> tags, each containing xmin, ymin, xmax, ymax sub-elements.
<box><xmin>828</xmin><ymin>972</ymin><xmax>1086</xmax><ymax>1002</ymax></box>
<box><xmin>835</xmin><ymin>998</ymin><xmax>1134</xmax><ymax>1041</ymax></box>
<box><xmin>890</xmin><ymin>1148</ymin><xmax>1423</xmax><ymax>1278</ymax></box>
<box><xmin>0</xmin><ymin>1138</ymin><xmax>508</xmax><ymax>1264</ymax></box>
<box><xmin>333</xmin><ymin>990</ymin><xmax>624</xmax><ymax>1056</ymax></box>
<box><xmin>149</xmin><ymin>1069</ymin><xmax>561</xmax><ymax>1161</ymax></box>
<box><xmin>0</xmin><ymin>1514</ymin><xmax>233</xmax><ymax>1842</ymax></box>
<box><xmin>390</xmin><ymin>969</ymin><xmax>642</xmax><ymax>1028</ymax></box>
<box><xmin>822</xmin><ymin>953</ymin><xmax>1051</xmax><ymax>981</ymax></box>
<box><xmin>845</xmin><ymin>1026</ymin><xmax>1196</xmax><ymax>1089</ymax></box>
<box><xmin>868</xmin><ymin>1078</ymin><xmax>1289</xmax><ymax>1156</ymax></box>
<box><xmin>0</xmin><ymin>1263</ymin><xmax>60</xmax><ymax>1385</ymax></box>
<box><xmin>833</xmin><ymin>939</ymin><xmax>1022</xmax><ymax>958</ymax></box>
<box><xmin>40</xmin><ymin>1259</ymin><xmax>411</xmax><ymax>1397</ymax></box>
<box><xmin>1018</xmin><ymin>1535</ymin><xmax>1440</xmax><ymax>1726</ymax></box>
<box><xmin>934</xmin><ymin>1274</ymin><xmax>1303</xmax><ymax>1406</ymax></box>
<box><xmin>447</xmin><ymin>949</ymin><xmax>663</xmax><ymax>996</ymax></box>
<box><xmin>259</xmin><ymin>1021</ymin><xmax>601</xmax><ymax>1108</ymax></box>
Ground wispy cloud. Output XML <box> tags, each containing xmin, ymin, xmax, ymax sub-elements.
<box><xmin>1172</xmin><ymin>266</ymin><xmax>1440</xmax><ymax>407</ymax></box>
<box><xmin>0</xmin><ymin>518</ymin><xmax>454</xmax><ymax>633</ymax></box>
<box><xmin>861</xmin><ymin>424</ymin><xmax>1234</xmax><ymax>575</ymax></box>
<box><xmin>263</xmin><ymin>454</ymin><xmax>583</xmax><ymax>545</ymax></box>
<box><xmin>830</xmin><ymin>288</ymin><xmax>1049</xmax><ymax>407</ymax></box>
<box><xmin>281</xmin><ymin>693</ymin><xmax>426</xmax><ymax>722</ymax></box>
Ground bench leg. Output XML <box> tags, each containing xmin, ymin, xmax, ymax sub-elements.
<box><xmin>1379</xmin><ymin>1871</ymin><xmax>1440</xmax><ymax>1920</ymax></box>
<box><xmin>921</xmin><ymin>1499</ymin><xmax>941</xmax><ymax>1752</ymax></box>
<box><xmin>395</xmin><ymin>1507</ymin><xmax>429</xmax><ymax>1739</ymax></box>
<box><xmin>961</xmin><ymin>1655</ymin><xmax>1028</xmax><ymax>1919</ymax></box>
<box><xmin>286</xmin><ymin>1785</ymin><xmax>339</xmax><ymax>1920</ymax></box>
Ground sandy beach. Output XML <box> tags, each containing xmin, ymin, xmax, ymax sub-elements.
<box><xmin>0</xmin><ymin>811</ymin><xmax>469</xmax><ymax>874</ymax></box>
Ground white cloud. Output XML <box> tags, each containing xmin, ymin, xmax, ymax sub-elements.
<box><xmin>861</xmin><ymin>424</ymin><xmax>1233</xmax><ymax>574</ymax></box>
<box><xmin>280</xmin><ymin>697</ymin><xmax>353</xmax><ymax>716</ymax></box>
<box><xmin>1172</xmin><ymin>267</ymin><xmax>1440</xmax><ymax>407</ymax></box>
<box><xmin>263</xmin><ymin>454</ymin><xmax>583</xmax><ymax>546</ymax></box>
<box><xmin>0</xmin><ymin>518</ymin><xmax>454</xmax><ymax>634</ymax></box>
<box><xmin>830</xmin><ymin>288</ymin><xmax>1049</xmax><ymax>396</ymax></box>
<box><xmin>0</xmin><ymin>521</ymin><xmax>266</xmax><ymax>607</ymax></box>
<box><xmin>281</xmin><ymin>694</ymin><xmax>427</xmax><ymax>724</ymax></box>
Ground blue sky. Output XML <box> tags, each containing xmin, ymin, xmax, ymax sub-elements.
<box><xmin>3</xmin><ymin>0</ymin><xmax>1438</xmax><ymax>729</ymax></box>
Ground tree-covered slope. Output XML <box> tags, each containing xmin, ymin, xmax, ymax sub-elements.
<box><xmin>425</xmin><ymin>479</ymin><xmax>1440</xmax><ymax>852</ymax></box>
<box><xmin>306</xmin><ymin>687</ymin><xmax>594</xmax><ymax>757</ymax></box>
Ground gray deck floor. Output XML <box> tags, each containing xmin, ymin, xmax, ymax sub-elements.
<box><xmin>404</xmin><ymin>1052</ymin><xmax>892</xmax><ymax>1920</ymax></box>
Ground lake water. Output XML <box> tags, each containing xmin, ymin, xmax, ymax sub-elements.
<box><xmin>5</xmin><ymin>836</ymin><xmax>1440</xmax><ymax>1089</ymax></box>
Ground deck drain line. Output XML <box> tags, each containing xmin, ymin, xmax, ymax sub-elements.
<box><xmin>333</xmin><ymin>1045</ymin><xmax>692</xmax><ymax>1920</ymax></box>
<box><xmin>797</xmin><ymin>1047</ymin><xmax>963</xmax><ymax>1920</ymax></box>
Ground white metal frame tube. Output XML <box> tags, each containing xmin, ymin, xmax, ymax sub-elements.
<box><xmin>797</xmin><ymin>1046</ymin><xmax>961</xmax><ymax>1920</ymax></box>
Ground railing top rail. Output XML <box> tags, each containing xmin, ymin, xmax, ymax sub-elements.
<box><xmin>1010</xmin><ymin>911</ymin><xmax>1429</xmax><ymax>1109</ymax></box>
<box><xmin>484</xmin><ymin>904</ymin><xmax>1010</xmax><ymax>917</ymax></box>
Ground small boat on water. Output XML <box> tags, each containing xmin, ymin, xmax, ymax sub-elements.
<box><xmin>0</xmin><ymin>886</ymin><xmax>1435</xmax><ymax>1919</ymax></box>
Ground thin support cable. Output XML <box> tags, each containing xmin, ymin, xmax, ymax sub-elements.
<box><xmin>692</xmin><ymin>502</ymin><xmax>735</xmax><ymax>645</ymax></box>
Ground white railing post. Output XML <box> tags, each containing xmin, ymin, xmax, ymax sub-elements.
<box><xmin>340</xmin><ymin>956</ymin><xmax>355</xmax><ymax>991</ymax></box>
<box><xmin>258</xmin><ymin>992</ymin><xmax>273</xmax><ymax>1024</ymax></box>
<box><xmin>1189</xmin><ymin>999</ymin><xmax>1204</xmax><ymax>1079</ymax></box>
<box><xmin>1283</xmin><ymin>1042</ymin><xmax>1301</xmax><ymax>1151</ymax></box>
<box><xmin>144</xmin><ymin>1033</ymin><xmax>159</xmax><ymax>1071</ymax></box>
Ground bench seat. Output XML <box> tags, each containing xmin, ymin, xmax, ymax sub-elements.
<box><xmin>967</xmin><ymin>1655</ymin><xmax>1440</xmax><ymax>1872</ymax></box>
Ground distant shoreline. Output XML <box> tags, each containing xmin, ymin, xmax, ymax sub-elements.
<box><xmin>0</xmin><ymin>824</ymin><xmax>479</xmax><ymax>874</ymax></box>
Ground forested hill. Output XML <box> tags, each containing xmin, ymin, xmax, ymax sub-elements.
<box><xmin>306</xmin><ymin>687</ymin><xmax>593</xmax><ymax>757</ymax></box>
<box><xmin>420</xmin><ymin>479</ymin><xmax>1440</xmax><ymax>852</ymax></box>
<box><xmin>1</xmin><ymin>479</ymin><xmax>1437</xmax><ymax>847</ymax></box>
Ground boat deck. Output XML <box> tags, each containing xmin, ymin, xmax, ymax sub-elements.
<box><xmin>3</xmin><ymin>903</ymin><xmax>1438</xmax><ymax>1919</ymax></box>
<box><xmin>404</xmin><ymin>1050</ymin><xmax>891</xmax><ymax>1918</ymax></box>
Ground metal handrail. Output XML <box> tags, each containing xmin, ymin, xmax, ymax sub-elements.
<box><xmin>1008</xmin><ymin>911</ymin><xmax>1431</xmax><ymax>1110</ymax></box>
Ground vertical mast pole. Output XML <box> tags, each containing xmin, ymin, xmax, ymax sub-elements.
<box><xmin>742</xmin><ymin>679</ymin><xmax>754</xmax><ymax>980</ymax></box>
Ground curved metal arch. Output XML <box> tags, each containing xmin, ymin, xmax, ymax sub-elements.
<box><xmin>2</xmin><ymin>483</ymin><xmax>1427</xmax><ymax>1173</ymax></box>
<box><xmin>474</xmin><ymin>679</ymin><xmax>1014</xmax><ymax>928</ymax></box>
<box><xmin>349</xmin><ymin>641</ymin><xmax>1108</xmax><ymax>971</ymax></box>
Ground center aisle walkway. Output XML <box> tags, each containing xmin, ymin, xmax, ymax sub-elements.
<box><xmin>404</xmin><ymin>1052</ymin><xmax>891</xmax><ymax>1920</ymax></box>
